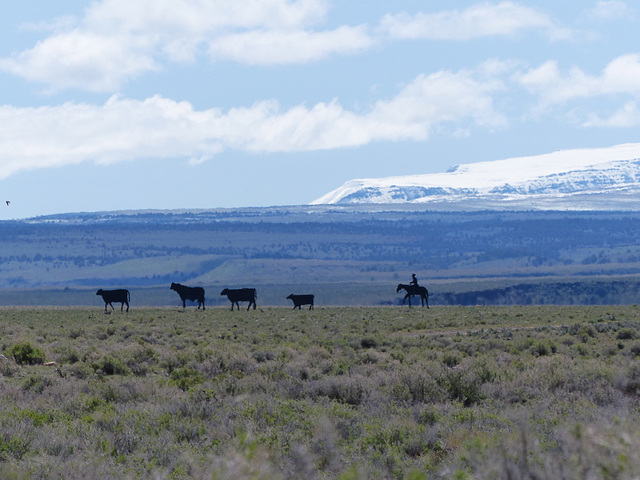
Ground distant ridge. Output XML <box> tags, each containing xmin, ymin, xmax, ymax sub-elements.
<box><xmin>312</xmin><ymin>143</ymin><xmax>640</xmax><ymax>210</ymax></box>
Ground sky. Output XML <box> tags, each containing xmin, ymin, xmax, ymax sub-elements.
<box><xmin>0</xmin><ymin>0</ymin><xmax>639</xmax><ymax>219</ymax></box>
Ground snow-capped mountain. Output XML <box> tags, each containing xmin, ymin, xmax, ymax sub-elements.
<box><xmin>311</xmin><ymin>143</ymin><xmax>640</xmax><ymax>210</ymax></box>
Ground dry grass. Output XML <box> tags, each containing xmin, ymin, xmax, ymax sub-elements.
<box><xmin>0</xmin><ymin>305</ymin><xmax>639</xmax><ymax>479</ymax></box>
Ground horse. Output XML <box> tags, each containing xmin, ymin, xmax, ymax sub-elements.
<box><xmin>396</xmin><ymin>283</ymin><xmax>429</xmax><ymax>308</ymax></box>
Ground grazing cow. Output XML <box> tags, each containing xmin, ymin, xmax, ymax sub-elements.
<box><xmin>221</xmin><ymin>288</ymin><xmax>257</xmax><ymax>310</ymax></box>
<box><xmin>170</xmin><ymin>282</ymin><xmax>205</xmax><ymax>310</ymax></box>
<box><xmin>287</xmin><ymin>294</ymin><xmax>314</xmax><ymax>310</ymax></box>
<box><xmin>96</xmin><ymin>289</ymin><xmax>130</xmax><ymax>312</ymax></box>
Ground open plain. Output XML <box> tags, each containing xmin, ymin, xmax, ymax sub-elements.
<box><xmin>1</xmin><ymin>305</ymin><xmax>640</xmax><ymax>479</ymax></box>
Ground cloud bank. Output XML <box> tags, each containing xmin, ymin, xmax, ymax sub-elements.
<box><xmin>0</xmin><ymin>0</ymin><xmax>369</xmax><ymax>92</ymax></box>
<box><xmin>0</xmin><ymin>1</ymin><xmax>639</xmax><ymax>183</ymax></box>
<box><xmin>379</xmin><ymin>2</ymin><xmax>569</xmax><ymax>41</ymax></box>
<box><xmin>0</xmin><ymin>67</ymin><xmax>506</xmax><ymax>179</ymax></box>
<box><xmin>1</xmin><ymin>0</ymin><xmax>568</xmax><ymax>92</ymax></box>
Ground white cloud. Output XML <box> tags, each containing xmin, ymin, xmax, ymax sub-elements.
<box><xmin>366</xmin><ymin>71</ymin><xmax>507</xmax><ymax>141</ymax></box>
<box><xmin>208</xmin><ymin>25</ymin><xmax>373</xmax><ymax>64</ymax></box>
<box><xmin>84</xmin><ymin>0</ymin><xmax>329</xmax><ymax>33</ymax></box>
<box><xmin>0</xmin><ymin>67</ymin><xmax>506</xmax><ymax>179</ymax></box>
<box><xmin>584</xmin><ymin>1</ymin><xmax>634</xmax><ymax>21</ymax></box>
<box><xmin>515</xmin><ymin>53</ymin><xmax>640</xmax><ymax>110</ymax></box>
<box><xmin>0</xmin><ymin>95</ymin><xmax>225</xmax><ymax>178</ymax></box>
<box><xmin>0</xmin><ymin>31</ymin><xmax>159</xmax><ymax>92</ymax></box>
<box><xmin>0</xmin><ymin>0</ymin><xmax>371</xmax><ymax>92</ymax></box>
<box><xmin>379</xmin><ymin>2</ymin><xmax>570</xmax><ymax>41</ymax></box>
<box><xmin>584</xmin><ymin>101</ymin><xmax>640</xmax><ymax>127</ymax></box>
<box><xmin>0</xmin><ymin>1</ymin><xmax>573</xmax><ymax>93</ymax></box>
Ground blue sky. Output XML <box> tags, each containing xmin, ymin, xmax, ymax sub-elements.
<box><xmin>0</xmin><ymin>1</ymin><xmax>638</xmax><ymax>218</ymax></box>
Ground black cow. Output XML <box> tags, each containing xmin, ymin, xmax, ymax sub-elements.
<box><xmin>287</xmin><ymin>294</ymin><xmax>314</xmax><ymax>310</ymax></box>
<box><xmin>221</xmin><ymin>288</ymin><xmax>257</xmax><ymax>310</ymax></box>
<box><xmin>170</xmin><ymin>282</ymin><xmax>205</xmax><ymax>310</ymax></box>
<box><xmin>96</xmin><ymin>289</ymin><xmax>130</xmax><ymax>312</ymax></box>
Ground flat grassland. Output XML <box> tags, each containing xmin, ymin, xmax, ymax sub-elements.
<box><xmin>1</xmin><ymin>305</ymin><xmax>640</xmax><ymax>479</ymax></box>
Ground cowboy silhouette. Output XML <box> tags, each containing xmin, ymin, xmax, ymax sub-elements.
<box><xmin>410</xmin><ymin>273</ymin><xmax>419</xmax><ymax>287</ymax></box>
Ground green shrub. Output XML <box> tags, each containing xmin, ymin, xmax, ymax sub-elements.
<box><xmin>22</xmin><ymin>375</ymin><xmax>53</xmax><ymax>393</ymax></box>
<box><xmin>170</xmin><ymin>368</ymin><xmax>204</xmax><ymax>391</ymax></box>
<box><xmin>617</xmin><ymin>328</ymin><xmax>636</xmax><ymax>340</ymax></box>
<box><xmin>0</xmin><ymin>437</ymin><xmax>29</xmax><ymax>460</ymax></box>
<box><xmin>440</xmin><ymin>371</ymin><xmax>484</xmax><ymax>407</ymax></box>
<box><xmin>6</xmin><ymin>342</ymin><xmax>45</xmax><ymax>365</ymax></box>
<box><xmin>92</xmin><ymin>355</ymin><xmax>131</xmax><ymax>376</ymax></box>
<box><xmin>312</xmin><ymin>376</ymin><xmax>367</xmax><ymax>405</ymax></box>
<box><xmin>360</xmin><ymin>337</ymin><xmax>378</xmax><ymax>349</ymax></box>
<box><xmin>252</xmin><ymin>351</ymin><xmax>275</xmax><ymax>363</ymax></box>
<box><xmin>629</xmin><ymin>343</ymin><xmax>640</xmax><ymax>357</ymax></box>
<box><xmin>443</xmin><ymin>354</ymin><xmax>460</xmax><ymax>367</ymax></box>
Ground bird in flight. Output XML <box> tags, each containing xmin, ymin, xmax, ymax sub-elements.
<box><xmin>5</xmin><ymin>201</ymin><xmax>9</xmax><ymax>206</ymax></box>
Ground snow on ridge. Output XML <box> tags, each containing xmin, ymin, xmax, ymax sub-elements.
<box><xmin>311</xmin><ymin>143</ymin><xmax>640</xmax><ymax>205</ymax></box>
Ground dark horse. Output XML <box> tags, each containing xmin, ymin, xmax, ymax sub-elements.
<box><xmin>396</xmin><ymin>283</ymin><xmax>429</xmax><ymax>308</ymax></box>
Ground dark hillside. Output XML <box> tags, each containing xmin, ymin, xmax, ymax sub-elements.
<box><xmin>2</xmin><ymin>207</ymin><xmax>640</xmax><ymax>305</ymax></box>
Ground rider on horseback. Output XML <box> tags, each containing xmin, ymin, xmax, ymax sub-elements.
<box><xmin>397</xmin><ymin>275</ymin><xmax>429</xmax><ymax>308</ymax></box>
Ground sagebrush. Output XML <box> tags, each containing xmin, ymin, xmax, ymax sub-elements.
<box><xmin>0</xmin><ymin>305</ymin><xmax>639</xmax><ymax>479</ymax></box>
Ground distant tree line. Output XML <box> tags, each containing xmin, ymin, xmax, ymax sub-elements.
<box><xmin>2</xmin><ymin>210</ymin><xmax>640</xmax><ymax>299</ymax></box>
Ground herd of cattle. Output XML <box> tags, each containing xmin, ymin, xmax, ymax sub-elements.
<box><xmin>96</xmin><ymin>282</ymin><xmax>430</xmax><ymax>311</ymax></box>
<box><xmin>95</xmin><ymin>283</ymin><xmax>315</xmax><ymax>312</ymax></box>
